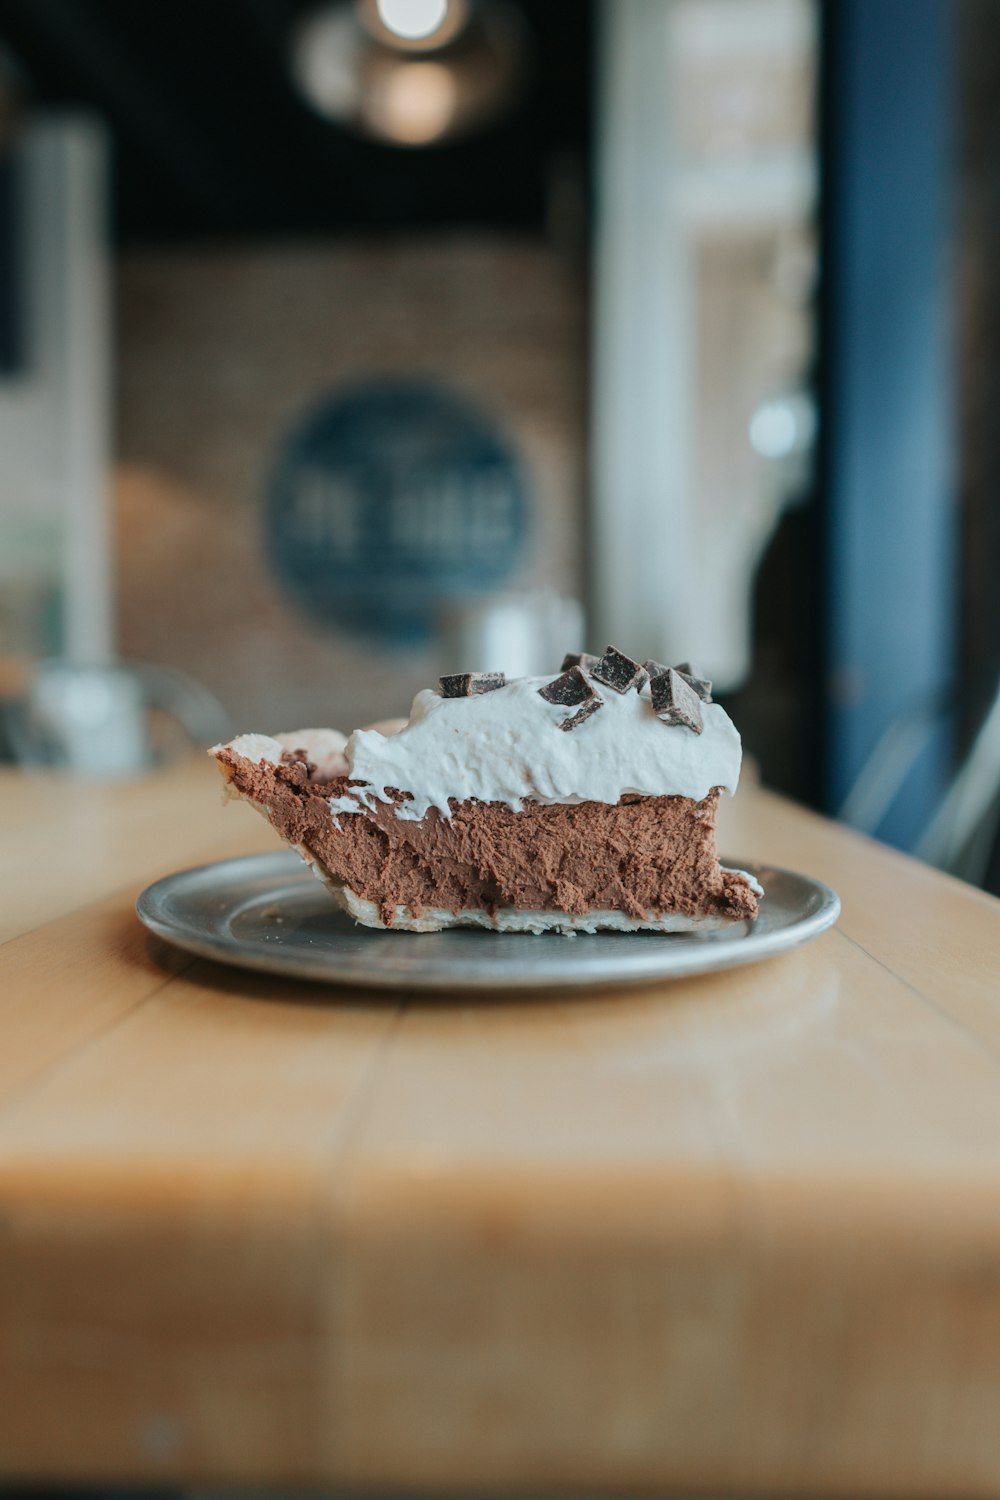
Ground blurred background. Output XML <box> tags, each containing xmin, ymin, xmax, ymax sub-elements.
<box><xmin>0</xmin><ymin>0</ymin><xmax>997</xmax><ymax>893</ymax></box>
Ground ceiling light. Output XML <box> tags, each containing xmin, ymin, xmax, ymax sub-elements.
<box><xmin>359</xmin><ymin>0</ymin><xmax>469</xmax><ymax>53</ymax></box>
<box><xmin>376</xmin><ymin>0</ymin><xmax>450</xmax><ymax>43</ymax></box>
<box><xmin>370</xmin><ymin>61</ymin><xmax>457</xmax><ymax>144</ymax></box>
<box><xmin>293</xmin><ymin>0</ymin><xmax>526</xmax><ymax>148</ymax></box>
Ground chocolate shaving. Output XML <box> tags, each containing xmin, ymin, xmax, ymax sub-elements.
<box><xmin>439</xmin><ymin>672</ymin><xmax>506</xmax><ymax>698</ymax></box>
<box><xmin>559</xmin><ymin>697</ymin><xmax>604</xmax><ymax>731</ymax></box>
<box><xmin>591</xmin><ymin>644</ymin><xmax>646</xmax><ymax>694</ymax></box>
<box><xmin>560</xmin><ymin>651</ymin><xmax>601</xmax><ymax>673</ymax></box>
<box><xmin>538</xmin><ymin>665</ymin><xmax>596</xmax><ymax>707</ymax></box>
<box><xmin>650</xmin><ymin>667</ymin><xmax>704</xmax><ymax>733</ymax></box>
<box><xmin>280</xmin><ymin>747</ymin><xmax>317</xmax><ymax>777</ymax></box>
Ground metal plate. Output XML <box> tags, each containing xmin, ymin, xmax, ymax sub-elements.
<box><xmin>136</xmin><ymin>852</ymin><xmax>840</xmax><ymax>993</ymax></box>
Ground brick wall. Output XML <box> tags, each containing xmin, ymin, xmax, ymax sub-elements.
<box><xmin>114</xmin><ymin>236</ymin><xmax>587</xmax><ymax>733</ymax></box>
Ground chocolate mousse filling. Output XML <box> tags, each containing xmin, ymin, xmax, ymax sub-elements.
<box><xmin>217</xmin><ymin>748</ymin><xmax>759</xmax><ymax>928</ymax></box>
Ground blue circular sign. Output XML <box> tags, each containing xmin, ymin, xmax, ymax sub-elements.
<box><xmin>265</xmin><ymin>379</ymin><xmax>528</xmax><ymax>644</ymax></box>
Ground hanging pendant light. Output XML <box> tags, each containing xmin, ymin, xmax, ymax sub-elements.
<box><xmin>291</xmin><ymin>0</ymin><xmax>528</xmax><ymax>148</ymax></box>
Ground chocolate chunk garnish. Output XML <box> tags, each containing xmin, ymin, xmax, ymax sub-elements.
<box><xmin>590</xmin><ymin>644</ymin><xmax>645</xmax><ymax>694</ymax></box>
<box><xmin>560</xmin><ymin>651</ymin><xmax>601</xmax><ymax>673</ymax></box>
<box><xmin>468</xmin><ymin>672</ymin><xmax>505</xmax><ymax>694</ymax></box>
<box><xmin>559</xmin><ymin>696</ymin><xmax>604</xmax><ymax>731</ymax></box>
<box><xmin>538</xmin><ymin>665</ymin><xmax>596</xmax><ymax>707</ymax></box>
<box><xmin>646</xmin><ymin>658</ymin><xmax>712</xmax><ymax>702</ymax></box>
<box><xmin>682</xmin><ymin>673</ymin><xmax>712</xmax><ymax>703</ymax></box>
<box><xmin>651</xmin><ymin>667</ymin><xmax>704</xmax><ymax>733</ymax></box>
<box><xmin>672</xmin><ymin>662</ymin><xmax>713</xmax><ymax>702</ymax></box>
<box><xmin>439</xmin><ymin>672</ymin><xmax>506</xmax><ymax>698</ymax></box>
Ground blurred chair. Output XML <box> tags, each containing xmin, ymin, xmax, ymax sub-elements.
<box><xmin>917</xmin><ymin>679</ymin><xmax>1000</xmax><ymax>883</ymax></box>
<box><xmin>839</xmin><ymin>676</ymin><xmax>1000</xmax><ymax>888</ymax></box>
<box><xmin>2</xmin><ymin>660</ymin><xmax>231</xmax><ymax>777</ymax></box>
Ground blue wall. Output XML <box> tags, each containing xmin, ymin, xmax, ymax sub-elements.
<box><xmin>824</xmin><ymin>0</ymin><xmax>956</xmax><ymax>849</ymax></box>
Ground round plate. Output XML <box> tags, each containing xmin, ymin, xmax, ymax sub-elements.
<box><xmin>136</xmin><ymin>851</ymin><xmax>840</xmax><ymax>993</ymax></box>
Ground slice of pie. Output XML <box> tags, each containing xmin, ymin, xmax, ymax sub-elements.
<box><xmin>211</xmin><ymin>648</ymin><xmax>761</xmax><ymax>934</ymax></box>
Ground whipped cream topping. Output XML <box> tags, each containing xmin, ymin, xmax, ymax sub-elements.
<box><xmin>216</xmin><ymin>728</ymin><xmax>349</xmax><ymax>782</ymax></box>
<box><xmin>220</xmin><ymin>732</ymin><xmax>284</xmax><ymax>765</ymax></box>
<box><xmin>330</xmin><ymin>674</ymin><xmax>743</xmax><ymax>823</ymax></box>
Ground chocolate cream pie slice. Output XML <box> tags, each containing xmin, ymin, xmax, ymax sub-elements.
<box><xmin>211</xmin><ymin>648</ymin><xmax>761</xmax><ymax>934</ymax></box>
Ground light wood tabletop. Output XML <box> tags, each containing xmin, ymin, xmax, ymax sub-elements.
<box><xmin>2</xmin><ymin>759</ymin><xmax>1000</xmax><ymax>1495</ymax></box>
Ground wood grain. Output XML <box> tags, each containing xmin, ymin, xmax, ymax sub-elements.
<box><xmin>0</xmin><ymin>759</ymin><xmax>272</xmax><ymax>943</ymax></box>
<box><xmin>2</xmin><ymin>762</ymin><xmax>1000</xmax><ymax>1493</ymax></box>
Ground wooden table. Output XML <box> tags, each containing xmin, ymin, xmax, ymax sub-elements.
<box><xmin>2</xmin><ymin>760</ymin><xmax>1000</xmax><ymax>1496</ymax></box>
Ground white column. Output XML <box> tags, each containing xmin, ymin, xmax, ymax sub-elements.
<box><xmin>23</xmin><ymin>116</ymin><xmax>114</xmax><ymax>666</ymax></box>
<box><xmin>591</xmin><ymin>0</ymin><xmax>694</xmax><ymax>664</ymax></box>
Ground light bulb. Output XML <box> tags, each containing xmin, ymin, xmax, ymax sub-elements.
<box><xmin>375</xmin><ymin>0</ymin><xmax>450</xmax><ymax>42</ymax></box>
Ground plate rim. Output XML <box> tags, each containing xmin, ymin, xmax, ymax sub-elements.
<box><xmin>136</xmin><ymin>851</ymin><xmax>841</xmax><ymax>993</ymax></box>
